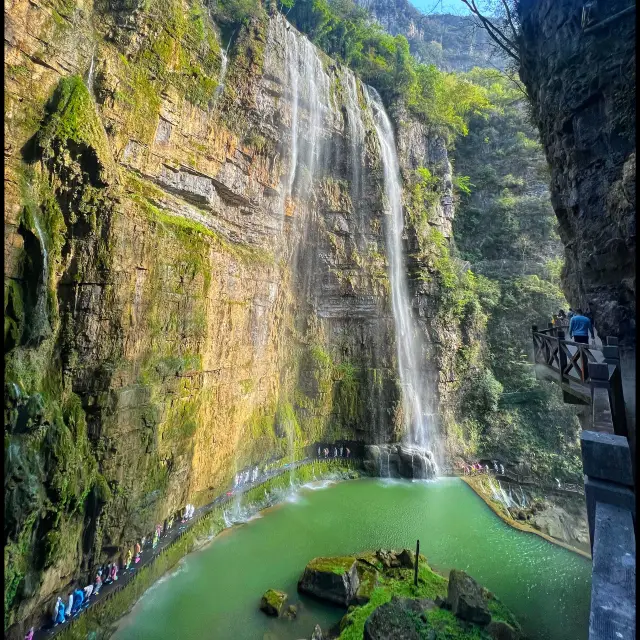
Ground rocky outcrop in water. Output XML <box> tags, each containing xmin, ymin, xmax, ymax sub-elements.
<box><xmin>364</xmin><ymin>443</ymin><xmax>437</xmax><ymax>479</ymax></box>
<box><xmin>260</xmin><ymin>588</ymin><xmax>288</xmax><ymax>616</ymax></box>
<box><xmin>297</xmin><ymin>556</ymin><xmax>361</xmax><ymax>607</ymax></box>
<box><xmin>305</xmin><ymin>551</ymin><xmax>522</xmax><ymax>640</ymax></box>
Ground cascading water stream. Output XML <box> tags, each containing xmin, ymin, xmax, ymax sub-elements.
<box><xmin>284</xmin><ymin>28</ymin><xmax>300</xmax><ymax>201</ymax></box>
<box><xmin>343</xmin><ymin>70</ymin><xmax>366</xmax><ymax>201</ymax></box>
<box><xmin>29</xmin><ymin>204</ymin><xmax>52</xmax><ymax>341</ymax></box>
<box><xmin>213</xmin><ymin>48</ymin><xmax>229</xmax><ymax>102</ymax></box>
<box><xmin>87</xmin><ymin>50</ymin><xmax>96</xmax><ymax>97</ymax></box>
<box><xmin>366</xmin><ymin>87</ymin><xmax>438</xmax><ymax>472</ymax></box>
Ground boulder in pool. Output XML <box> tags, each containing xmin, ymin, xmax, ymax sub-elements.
<box><xmin>363</xmin><ymin>596</ymin><xmax>435</xmax><ymax>640</ymax></box>
<box><xmin>446</xmin><ymin>569</ymin><xmax>491</xmax><ymax>625</ymax></box>
<box><xmin>298</xmin><ymin>556</ymin><xmax>360</xmax><ymax>606</ymax></box>
<box><xmin>487</xmin><ymin>620</ymin><xmax>520</xmax><ymax>640</ymax></box>
<box><xmin>260</xmin><ymin>589</ymin><xmax>288</xmax><ymax>617</ymax></box>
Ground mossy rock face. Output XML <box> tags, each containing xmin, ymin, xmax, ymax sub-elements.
<box><xmin>298</xmin><ymin>556</ymin><xmax>360</xmax><ymax>606</ymax></box>
<box><xmin>354</xmin><ymin>561</ymin><xmax>380</xmax><ymax>605</ymax></box>
<box><xmin>259</xmin><ymin>588</ymin><xmax>287</xmax><ymax>617</ymax></box>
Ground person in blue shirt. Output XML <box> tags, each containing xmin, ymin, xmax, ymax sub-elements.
<box><xmin>568</xmin><ymin>309</ymin><xmax>594</xmax><ymax>344</ymax></box>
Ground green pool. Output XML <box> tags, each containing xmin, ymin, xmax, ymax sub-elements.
<box><xmin>113</xmin><ymin>477</ymin><xmax>591</xmax><ymax>640</ymax></box>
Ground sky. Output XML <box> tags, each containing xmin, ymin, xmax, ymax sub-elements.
<box><xmin>409</xmin><ymin>0</ymin><xmax>471</xmax><ymax>15</ymax></box>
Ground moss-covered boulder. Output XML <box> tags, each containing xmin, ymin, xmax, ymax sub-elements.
<box><xmin>447</xmin><ymin>569</ymin><xmax>491</xmax><ymax>625</ymax></box>
<box><xmin>363</xmin><ymin>595</ymin><xmax>436</xmax><ymax>640</ymax></box>
<box><xmin>486</xmin><ymin>620</ymin><xmax>520</xmax><ymax>640</ymax></box>
<box><xmin>259</xmin><ymin>589</ymin><xmax>288</xmax><ymax>617</ymax></box>
<box><xmin>298</xmin><ymin>556</ymin><xmax>360</xmax><ymax>606</ymax></box>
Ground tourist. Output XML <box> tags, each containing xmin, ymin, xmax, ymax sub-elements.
<box><xmin>141</xmin><ymin>535</ymin><xmax>146</xmax><ymax>548</ymax></box>
<box><xmin>317</xmin><ymin>446</ymin><xmax>321</xmax><ymax>457</ymax></box>
<box><xmin>568</xmin><ymin>309</ymin><xmax>594</xmax><ymax>344</ymax></box>
<box><xmin>500</xmin><ymin>463</ymin><xmax>504</xmax><ymax>475</ymax></box>
<box><xmin>53</xmin><ymin>597</ymin><xmax>65</xmax><ymax>626</ymax></box>
<box><xmin>340</xmin><ymin>446</ymin><xmax>343</xmax><ymax>457</ymax></box>
<box><xmin>334</xmin><ymin>447</ymin><xmax>337</xmax><ymax>458</ymax></box>
<box><xmin>94</xmin><ymin>570</ymin><xmax>103</xmax><ymax>594</ymax></box>
<box><xmin>493</xmin><ymin>461</ymin><xmax>498</xmax><ymax>472</ymax></box>
<box><xmin>557</xmin><ymin>309</ymin><xmax>567</xmax><ymax>323</ymax></box>
<box><xmin>125</xmin><ymin>548</ymin><xmax>132</xmax><ymax>571</ymax></box>
<box><xmin>152</xmin><ymin>529</ymin><xmax>159</xmax><ymax>550</ymax></box>
<box><xmin>71</xmin><ymin>588</ymin><xmax>84</xmax><ymax>615</ymax></box>
<box><xmin>65</xmin><ymin>592</ymin><xmax>73</xmax><ymax>618</ymax></box>
<box><xmin>485</xmin><ymin>464</ymin><xmax>489</xmax><ymax>473</ymax></box>
<box><xmin>24</xmin><ymin>627</ymin><xmax>34</xmax><ymax>640</ymax></box>
<box><xmin>83</xmin><ymin>583</ymin><xmax>94</xmax><ymax>600</ymax></box>
<box><xmin>346</xmin><ymin>447</ymin><xmax>350</xmax><ymax>458</ymax></box>
<box><xmin>109</xmin><ymin>562</ymin><xmax>118</xmax><ymax>582</ymax></box>
<box><xmin>134</xmin><ymin>542</ymin><xmax>141</xmax><ymax>563</ymax></box>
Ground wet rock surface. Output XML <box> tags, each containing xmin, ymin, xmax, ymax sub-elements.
<box><xmin>446</xmin><ymin>569</ymin><xmax>491</xmax><ymax>625</ymax></box>
<box><xmin>364</xmin><ymin>444</ymin><xmax>437</xmax><ymax>479</ymax></box>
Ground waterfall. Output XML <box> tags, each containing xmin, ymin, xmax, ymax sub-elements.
<box><xmin>213</xmin><ymin>48</ymin><xmax>229</xmax><ymax>102</ymax></box>
<box><xmin>286</xmin><ymin>417</ymin><xmax>296</xmax><ymax>495</ymax></box>
<box><xmin>284</xmin><ymin>28</ymin><xmax>300</xmax><ymax>201</ymax></box>
<box><xmin>281</xmin><ymin>21</ymin><xmax>333</xmax><ymax>211</ymax></box>
<box><xmin>87</xmin><ymin>50</ymin><xmax>96</xmax><ymax>96</ymax></box>
<box><xmin>367</xmin><ymin>87</ymin><xmax>438</xmax><ymax>465</ymax></box>
<box><xmin>29</xmin><ymin>208</ymin><xmax>52</xmax><ymax>341</ymax></box>
<box><xmin>343</xmin><ymin>69</ymin><xmax>366</xmax><ymax>201</ymax></box>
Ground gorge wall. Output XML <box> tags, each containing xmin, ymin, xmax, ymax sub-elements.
<box><xmin>4</xmin><ymin>0</ymin><xmax>475</xmax><ymax>632</ymax></box>
<box><xmin>517</xmin><ymin>0</ymin><xmax>636</xmax><ymax>442</ymax></box>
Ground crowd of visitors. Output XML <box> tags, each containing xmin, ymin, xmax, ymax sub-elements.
<box><xmin>462</xmin><ymin>461</ymin><xmax>505</xmax><ymax>476</ymax></box>
<box><xmin>45</xmin><ymin>500</ymin><xmax>198</xmax><ymax>634</ymax></box>
<box><xmin>39</xmin><ymin>450</ymin><xmax>353</xmax><ymax>637</ymax></box>
<box><xmin>317</xmin><ymin>445</ymin><xmax>350</xmax><ymax>459</ymax></box>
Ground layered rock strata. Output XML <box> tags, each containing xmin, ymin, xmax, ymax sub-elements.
<box><xmin>4</xmin><ymin>1</ymin><xmax>463</xmax><ymax>633</ymax></box>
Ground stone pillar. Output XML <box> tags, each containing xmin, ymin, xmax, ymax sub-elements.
<box><xmin>581</xmin><ymin>431</ymin><xmax>635</xmax><ymax>552</ymax></box>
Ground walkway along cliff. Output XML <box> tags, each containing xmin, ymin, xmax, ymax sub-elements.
<box><xmin>516</xmin><ymin>2</ymin><xmax>636</xmax><ymax>639</ymax></box>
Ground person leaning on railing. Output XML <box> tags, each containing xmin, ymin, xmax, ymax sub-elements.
<box><xmin>568</xmin><ymin>309</ymin><xmax>595</xmax><ymax>345</ymax></box>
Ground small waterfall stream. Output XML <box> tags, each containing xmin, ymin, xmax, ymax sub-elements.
<box><xmin>87</xmin><ymin>50</ymin><xmax>96</xmax><ymax>97</ymax></box>
<box><xmin>213</xmin><ymin>48</ymin><xmax>229</xmax><ymax>101</ymax></box>
<box><xmin>367</xmin><ymin>87</ymin><xmax>438</xmax><ymax>468</ymax></box>
<box><xmin>29</xmin><ymin>205</ymin><xmax>52</xmax><ymax>341</ymax></box>
<box><xmin>342</xmin><ymin>69</ymin><xmax>366</xmax><ymax>201</ymax></box>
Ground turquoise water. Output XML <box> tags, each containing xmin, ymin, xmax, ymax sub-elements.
<box><xmin>114</xmin><ymin>478</ymin><xmax>591</xmax><ymax>640</ymax></box>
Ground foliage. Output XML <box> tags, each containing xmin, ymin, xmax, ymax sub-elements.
<box><xmin>449</xmin><ymin>68</ymin><xmax>582</xmax><ymax>482</ymax></box>
<box><xmin>287</xmin><ymin>0</ymin><xmax>491</xmax><ymax>136</ymax></box>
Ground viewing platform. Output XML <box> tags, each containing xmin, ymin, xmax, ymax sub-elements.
<box><xmin>531</xmin><ymin>324</ymin><xmax>636</xmax><ymax>640</ymax></box>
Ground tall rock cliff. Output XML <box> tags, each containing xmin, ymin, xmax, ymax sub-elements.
<box><xmin>517</xmin><ymin>0</ymin><xmax>636</xmax><ymax>442</ymax></box>
<box><xmin>354</xmin><ymin>0</ymin><xmax>501</xmax><ymax>70</ymax></box>
<box><xmin>4</xmin><ymin>0</ymin><xmax>468</xmax><ymax>632</ymax></box>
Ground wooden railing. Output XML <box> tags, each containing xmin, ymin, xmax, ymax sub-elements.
<box><xmin>531</xmin><ymin>324</ymin><xmax>628</xmax><ymax>438</ymax></box>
